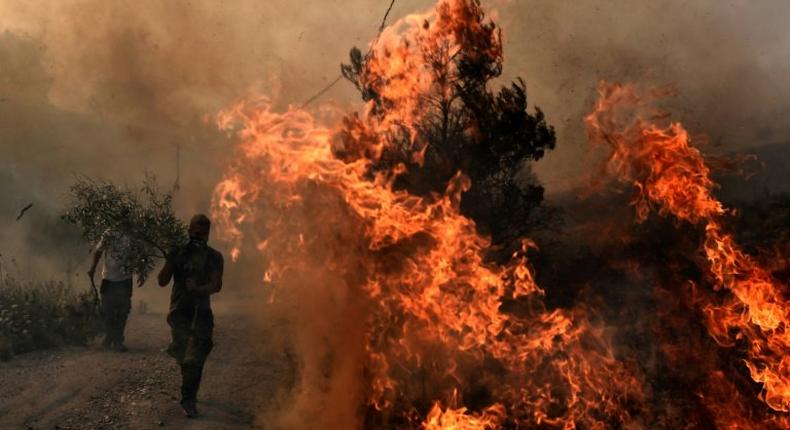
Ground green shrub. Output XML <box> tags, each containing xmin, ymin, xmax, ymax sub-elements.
<box><xmin>0</xmin><ymin>277</ymin><xmax>101</xmax><ymax>360</ymax></box>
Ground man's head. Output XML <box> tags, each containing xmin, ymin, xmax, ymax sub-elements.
<box><xmin>188</xmin><ymin>214</ymin><xmax>212</xmax><ymax>241</ymax></box>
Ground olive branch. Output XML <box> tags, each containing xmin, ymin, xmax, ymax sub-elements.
<box><xmin>62</xmin><ymin>175</ymin><xmax>188</xmax><ymax>284</ymax></box>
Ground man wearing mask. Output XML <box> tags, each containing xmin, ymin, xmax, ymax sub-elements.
<box><xmin>157</xmin><ymin>214</ymin><xmax>224</xmax><ymax>418</ymax></box>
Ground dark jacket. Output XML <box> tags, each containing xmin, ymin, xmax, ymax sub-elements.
<box><xmin>167</xmin><ymin>239</ymin><xmax>224</xmax><ymax>311</ymax></box>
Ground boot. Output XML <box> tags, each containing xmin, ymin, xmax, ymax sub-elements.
<box><xmin>180</xmin><ymin>399</ymin><xmax>199</xmax><ymax>418</ymax></box>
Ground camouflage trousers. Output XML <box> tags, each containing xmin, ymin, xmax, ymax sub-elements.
<box><xmin>167</xmin><ymin>304</ymin><xmax>214</xmax><ymax>404</ymax></box>
<box><xmin>100</xmin><ymin>279</ymin><xmax>132</xmax><ymax>346</ymax></box>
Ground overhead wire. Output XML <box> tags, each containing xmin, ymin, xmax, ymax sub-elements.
<box><xmin>299</xmin><ymin>0</ymin><xmax>397</xmax><ymax>109</ymax></box>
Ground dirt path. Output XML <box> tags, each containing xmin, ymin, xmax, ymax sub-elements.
<box><xmin>0</xmin><ymin>306</ymin><xmax>292</xmax><ymax>430</ymax></box>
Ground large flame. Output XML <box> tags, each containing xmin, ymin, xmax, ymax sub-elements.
<box><xmin>212</xmin><ymin>1</ymin><xmax>646</xmax><ymax>428</ymax></box>
<box><xmin>585</xmin><ymin>83</ymin><xmax>790</xmax><ymax>419</ymax></box>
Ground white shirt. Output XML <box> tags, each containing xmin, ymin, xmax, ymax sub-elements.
<box><xmin>97</xmin><ymin>232</ymin><xmax>132</xmax><ymax>282</ymax></box>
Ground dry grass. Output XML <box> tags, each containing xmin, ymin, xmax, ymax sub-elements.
<box><xmin>0</xmin><ymin>276</ymin><xmax>101</xmax><ymax>360</ymax></box>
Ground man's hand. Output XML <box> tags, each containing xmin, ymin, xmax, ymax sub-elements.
<box><xmin>136</xmin><ymin>277</ymin><xmax>145</xmax><ymax>288</ymax></box>
<box><xmin>158</xmin><ymin>257</ymin><xmax>175</xmax><ymax>287</ymax></box>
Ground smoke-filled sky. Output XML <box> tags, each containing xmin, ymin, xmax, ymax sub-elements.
<box><xmin>2</xmin><ymin>0</ymin><xmax>789</xmax><ymax>186</ymax></box>
<box><xmin>1</xmin><ymin>0</ymin><xmax>788</xmax><ymax>275</ymax></box>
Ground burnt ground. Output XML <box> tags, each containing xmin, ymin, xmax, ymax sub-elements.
<box><xmin>0</xmin><ymin>305</ymin><xmax>292</xmax><ymax>430</ymax></box>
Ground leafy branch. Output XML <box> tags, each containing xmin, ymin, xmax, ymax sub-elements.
<box><xmin>62</xmin><ymin>175</ymin><xmax>188</xmax><ymax>283</ymax></box>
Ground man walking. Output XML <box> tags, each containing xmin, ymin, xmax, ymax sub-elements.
<box><xmin>158</xmin><ymin>214</ymin><xmax>224</xmax><ymax>418</ymax></box>
<box><xmin>89</xmin><ymin>230</ymin><xmax>137</xmax><ymax>352</ymax></box>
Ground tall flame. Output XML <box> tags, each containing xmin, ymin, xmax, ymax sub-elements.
<box><xmin>212</xmin><ymin>2</ymin><xmax>646</xmax><ymax>428</ymax></box>
<box><xmin>585</xmin><ymin>82</ymin><xmax>790</xmax><ymax>415</ymax></box>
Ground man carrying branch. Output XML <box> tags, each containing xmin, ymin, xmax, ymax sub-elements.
<box><xmin>88</xmin><ymin>229</ymin><xmax>142</xmax><ymax>352</ymax></box>
<box><xmin>64</xmin><ymin>178</ymin><xmax>223</xmax><ymax>417</ymax></box>
<box><xmin>158</xmin><ymin>214</ymin><xmax>224</xmax><ymax>418</ymax></box>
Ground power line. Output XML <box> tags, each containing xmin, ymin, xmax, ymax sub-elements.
<box><xmin>378</xmin><ymin>0</ymin><xmax>397</xmax><ymax>37</ymax></box>
<box><xmin>299</xmin><ymin>75</ymin><xmax>344</xmax><ymax>109</ymax></box>
<box><xmin>300</xmin><ymin>0</ymin><xmax>397</xmax><ymax>109</ymax></box>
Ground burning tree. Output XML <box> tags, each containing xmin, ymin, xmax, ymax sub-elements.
<box><xmin>63</xmin><ymin>176</ymin><xmax>187</xmax><ymax>283</ymax></box>
<box><xmin>212</xmin><ymin>1</ymin><xmax>646</xmax><ymax>428</ymax></box>
<box><xmin>209</xmin><ymin>0</ymin><xmax>790</xmax><ymax>427</ymax></box>
<box><xmin>340</xmin><ymin>0</ymin><xmax>556</xmax><ymax>252</ymax></box>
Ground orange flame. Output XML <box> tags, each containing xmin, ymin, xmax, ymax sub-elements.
<box><xmin>423</xmin><ymin>396</ymin><xmax>505</xmax><ymax>430</ymax></box>
<box><xmin>586</xmin><ymin>82</ymin><xmax>790</xmax><ymax>414</ymax></box>
<box><xmin>212</xmin><ymin>2</ymin><xmax>646</xmax><ymax>428</ymax></box>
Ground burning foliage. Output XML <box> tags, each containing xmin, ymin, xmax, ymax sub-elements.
<box><xmin>210</xmin><ymin>0</ymin><xmax>787</xmax><ymax>428</ymax></box>
<box><xmin>340</xmin><ymin>0</ymin><xmax>556</xmax><ymax>255</ymax></box>
<box><xmin>586</xmin><ymin>82</ymin><xmax>790</xmax><ymax>428</ymax></box>
<box><xmin>213</xmin><ymin>1</ymin><xmax>644</xmax><ymax>428</ymax></box>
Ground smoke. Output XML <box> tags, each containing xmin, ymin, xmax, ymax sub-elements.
<box><xmin>212</xmin><ymin>173</ymin><xmax>372</xmax><ymax>428</ymax></box>
<box><xmin>492</xmin><ymin>0</ymin><xmax>790</xmax><ymax>192</ymax></box>
<box><xmin>1</xmin><ymin>0</ymin><xmax>789</xmax><ymax>423</ymax></box>
<box><xmin>0</xmin><ymin>0</ymin><xmax>432</xmax><ymax>282</ymax></box>
<box><xmin>0</xmin><ymin>0</ymin><xmax>431</xmax><ymax>119</ymax></box>
<box><xmin>2</xmin><ymin>0</ymin><xmax>787</xmax><ymax>198</ymax></box>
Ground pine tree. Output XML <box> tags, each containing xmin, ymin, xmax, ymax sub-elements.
<box><xmin>340</xmin><ymin>0</ymin><xmax>556</xmax><ymax>253</ymax></box>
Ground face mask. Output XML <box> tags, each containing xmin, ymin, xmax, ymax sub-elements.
<box><xmin>189</xmin><ymin>237</ymin><xmax>208</xmax><ymax>247</ymax></box>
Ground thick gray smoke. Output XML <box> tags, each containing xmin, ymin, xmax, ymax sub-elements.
<box><xmin>1</xmin><ymin>0</ymin><xmax>787</xmax><ymax>425</ymax></box>
<box><xmin>494</xmin><ymin>1</ymin><xmax>790</xmax><ymax>192</ymax></box>
<box><xmin>0</xmin><ymin>0</ymin><xmax>787</xmax><ymax>370</ymax></box>
<box><xmin>0</xmin><ymin>0</ymin><xmax>428</xmax><ymax>283</ymax></box>
<box><xmin>2</xmin><ymin>0</ymin><xmax>788</xmax><ymax>206</ymax></box>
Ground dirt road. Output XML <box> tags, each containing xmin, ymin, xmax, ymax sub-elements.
<box><xmin>0</xmin><ymin>304</ymin><xmax>292</xmax><ymax>430</ymax></box>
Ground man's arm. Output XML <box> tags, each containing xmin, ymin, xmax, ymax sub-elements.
<box><xmin>89</xmin><ymin>232</ymin><xmax>110</xmax><ymax>282</ymax></box>
<box><xmin>158</xmin><ymin>259</ymin><xmax>174</xmax><ymax>287</ymax></box>
<box><xmin>88</xmin><ymin>250</ymin><xmax>102</xmax><ymax>282</ymax></box>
